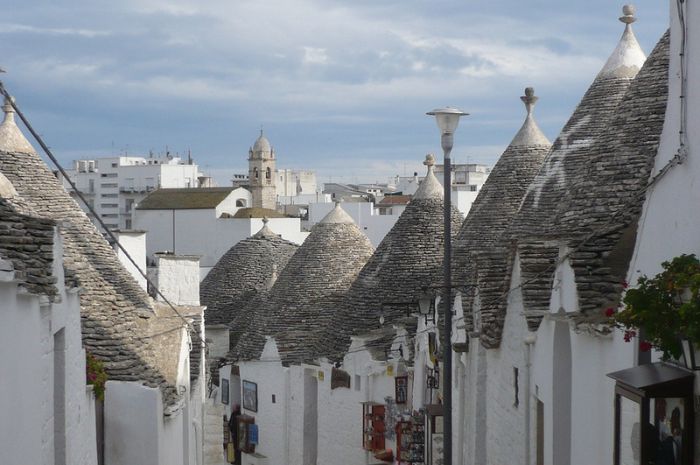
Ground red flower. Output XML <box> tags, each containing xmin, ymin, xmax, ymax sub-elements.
<box><xmin>605</xmin><ymin>307</ymin><xmax>615</xmax><ymax>318</ymax></box>
<box><xmin>639</xmin><ymin>340</ymin><xmax>652</xmax><ymax>352</ymax></box>
<box><xmin>622</xmin><ymin>280</ymin><xmax>629</xmax><ymax>289</ymax></box>
<box><xmin>623</xmin><ymin>330</ymin><xmax>637</xmax><ymax>343</ymax></box>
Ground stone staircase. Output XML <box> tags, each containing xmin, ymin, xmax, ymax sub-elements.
<box><xmin>204</xmin><ymin>389</ymin><xmax>227</xmax><ymax>465</ymax></box>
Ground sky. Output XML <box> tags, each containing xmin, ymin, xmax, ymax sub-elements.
<box><xmin>2</xmin><ymin>0</ymin><xmax>669</xmax><ymax>186</ymax></box>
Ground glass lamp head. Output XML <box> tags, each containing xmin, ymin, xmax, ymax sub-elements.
<box><xmin>427</xmin><ymin>107</ymin><xmax>468</xmax><ymax>134</ymax></box>
<box><xmin>418</xmin><ymin>290</ymin><xmax>433</xmax><ymax>315</ymax></box>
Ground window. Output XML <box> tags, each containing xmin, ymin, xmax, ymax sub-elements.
<box><xmin>125</xmin><ymin>199</ymin><xmax>135</xmax><ymax>213</ymax></box>
<box><xmin>354</xmin><ymin>375</ymin><xmax>361</xmax><ymax>391</ymax></box>
<box><xmin>125</xmin><ymin>219</ymin><xmax>132</xmax><ymax>229</ymax></box>
<box><xmin>100</xmin><ymin>203</ymin><xmax>118</xmax><ymax>209</ymax></box>
<box><xmin>513</xmin><ymin>367</ymin><xmax>519</xmax><ymax>408</ymax></box>
<box><xmin>88</xmin><ymin>179</ymin><xmax>95</xmax><ymax>193</ymax></box>
<box><xmin>100</xmin><ymin>173</ymin><xmax>117</xmax><ymax>178</ymax></box>
<box><xmin>101</xmin><ymin>183</ymin><xmax>118</xmax><ymax>188</ymax></box>
<box><xmin>111</xmin><ymin>163</ymin><xmax>118</xmax><ymax>168</ymax></box>
<box><xmin>101</xmin><ymin>193</ymin><xmax>118</xmax><ymax>198</ymax></box>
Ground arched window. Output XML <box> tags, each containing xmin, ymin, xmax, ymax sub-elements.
<box><xmin>254</xmin><ymin>167</ymin><xmax>259</xmax><ymax>179</ymax></box>
<box><xmin>236</xmin><ymin>199</ymin><xmax>247</xmax><ymax>207</ymax></box>
<box><xmin>266</xmin><ymin>167</ymin><xmax>271</xmax><ymax>180</ymax></box>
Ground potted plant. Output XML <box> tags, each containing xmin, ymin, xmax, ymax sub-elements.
<box><xmin>86</xmin><ymin>352</ymin><xmax>108</xmax><ymax>401</ymax></box>
<box><xmin>607</xmin><ymin>254</ymin><xmax>700</xmax><ymax>362</ymax></box>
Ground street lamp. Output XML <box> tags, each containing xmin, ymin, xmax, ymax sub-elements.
<box><xmin>426</xmin><ymin>106</ymin><xmax>467</xmax><ymax>465</ymax></box>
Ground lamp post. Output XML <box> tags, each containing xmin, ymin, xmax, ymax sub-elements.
<box><xmin>426</xmin><ymin>107</ymin><xmax>467</xmax><ymax>465</ymax></box>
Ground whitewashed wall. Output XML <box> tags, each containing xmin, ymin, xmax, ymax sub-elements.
<box><xmin>135</xmin><ymin>209</ymin><xmax>308</xmax><ymax>275</ymax></box>
<box><xmin>113</xmin><ymin>230</ymin><xmax>147</xmax><ymax>290</ymax></box>
<box><xmin>0</xmin><ymin>228</ymin><xmax>97</xmax><ymax>465</ymax></box>
<box><xmin>626</xmin><ymin>1</ymin><xmax>700</xmax><ymax>460</ymax></box>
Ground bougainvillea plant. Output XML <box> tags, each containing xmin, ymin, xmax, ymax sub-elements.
<box><xmin>86</xmin><ymin>352</ymin><xmax>108</xmax><ymax>401</ymax></box>
<box><xmin>607</xmin><ymin>254</ymin><xmax>700</xmax><ymax>359</ymax></box>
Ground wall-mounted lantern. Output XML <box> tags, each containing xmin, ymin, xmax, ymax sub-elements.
<box><xmin>680</xmin><ymin>338</ymin><xmax>700</xmax><ymax>370</ymax></box>
<box><xmin>418</xmin><ymin>289</ymin><xmax>436</xmax><ymax>325</ymax></box>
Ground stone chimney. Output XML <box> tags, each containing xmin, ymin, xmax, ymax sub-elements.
<box><xmin>152</xmin><ymin>252</ymin><xmax>201</xmax><ymax>306</ymax></box>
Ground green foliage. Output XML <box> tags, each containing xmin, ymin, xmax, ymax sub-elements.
<box><xmin>611</xmin><ymin>254</ymin><xmax>700</xmax><ymax>359</ymax></box>
<box><xmin>86</xmin><ymin>352</ymin><xmax>108</xmax><ymax>401</ymax></box>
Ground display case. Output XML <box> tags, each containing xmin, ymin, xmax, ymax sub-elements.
<box><xmin>236</xmin><ymin>414</ymin><xmax>256</xmax><ymax>454</ymax></box>
<box><xmin>396</xmin><ymin>414</ymin><xmax>425</xmax><ymax>464</ymax></box>
<box><xmin>362</xmin><ymin>402</ymin><xmax>386</xmax><ymax>451</ymax></box>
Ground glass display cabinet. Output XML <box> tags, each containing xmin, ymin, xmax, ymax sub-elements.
<box><xmin>608</xmin><ymin>363</ymin><xmax>695</xmax><ymax>465</ymax></box>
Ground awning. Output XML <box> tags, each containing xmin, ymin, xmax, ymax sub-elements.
<box><xmin>607</xmin><ymin>362</ymin><xmax>694</xmax><ymax>397</ymax></box>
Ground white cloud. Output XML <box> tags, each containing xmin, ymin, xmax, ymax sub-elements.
<box><xmin>0</xmin><ymin>23</ymin><xmax>111</xmax><ymax>37</ymax></box>
<box><xmin>302</xmin><ymin>47</ymin><xmax>329</xmax><ymax>65</ymax></box>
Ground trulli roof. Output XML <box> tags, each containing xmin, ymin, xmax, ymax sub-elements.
<box><xmin>512</xmin><ymin>6</ymin><xmax>646</xmax><ymax>239</ymax></box>
<box><xmin>553</xmin><ymin>30</ymin><xmax>670</xmax><ymax>321</ymax></box>
<box><xmin>319</xmin><ymin>156</ymin><xmax>464</xmax><ymax>361</ymax></box>
<box><xmin>231</xmin><ymin>203</ymin><xmax>374</xmax><ymax>365</ymax></box>
<box><xmin>200</xmin><ymin>221</ymin><xmax>298</xmax><ymax>327</ymax></box>
<box><xmin>0</xmin><ymin>97</ymin><xmax>187</xmax><ymax>409</ymax></box>
<box><xmin>453</xmin><ymin>88</ymin><xmax>552</xmax><ymax>348</ymax></box>
<box><xmin>510</xmin><ymin>29</ymin><xmax>669</xmax><ymax>338</ymax></box>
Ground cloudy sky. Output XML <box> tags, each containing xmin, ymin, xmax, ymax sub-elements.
<box><xmin>3</xmin><ymin>0</ymin><xmax>668</xmax><ymax>185</ymax></box>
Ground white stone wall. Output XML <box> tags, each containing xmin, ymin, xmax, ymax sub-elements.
<box><xmin>206</xmin><ymin>327</ymin><xmax>231</xmax><ymax>360</ymax></box>
<box><xmin>135</xmin><ymin>208</ymin><xmax>308</xmax><ymax>273</ymax></box>
<box><xmin>154</xmin><ymin>254</ymin><xmax>200</xmax><ymax>306</ymax></box>
<box><xmin>113</xmin><ymin>230</ymin><xmax>147</xmax><ymax>290</ymax></box>
<box><xmin>237</xmin><ymin>360</ymin><xmax>288</xmax><ymax>465</ymax></box>
<box><xmin>0</xmin><ymin>229</ymin><xmax>97</xmax><ymax>465</ymax></box>
<box><xmin>625</xmin><ymin>1</ymin><xmax>700</xmax><ymax>460</ymax></box>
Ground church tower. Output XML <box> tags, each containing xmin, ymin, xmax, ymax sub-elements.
<box><xmin>248</xmin><ymin>130</ymin><xmax>277</xmax><ymax>209</ymax></box>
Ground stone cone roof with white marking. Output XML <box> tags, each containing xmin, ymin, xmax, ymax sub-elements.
<box><xmin>500</xmin><ymin>7</ymin><xmax>649</xmax><ymax>340</ymax></box>
<box><xmin>552</xmin><ymin>30</ymin><xmax>670</xmax><ymax>321</ymax></box>
<box><xmin>230</xmin><ymin>203</ymin><xmax>374</xmax><ymax>365</ymax></box>
<box><xmin>0</xmin><ymin>97</ymin><xmax>187</xmax><ymax>407</ymax></box>
<box><xmin>319</xmin><ymin>157</ymin><xmax>464</xmax><ymax>361</ymax></box>
<box><xmin>453</xmin><ymin>88</ymin><xmax>551</xmax><ymax>348</ymax></box>
<box><xmin>200</xmin><ymin>221</ymin><xmax>298</xmax><ymax>328</ymax></box>
<box><xmin>513</xmin><ymin>6</ymin><xmax>646</xmax><ymax>239</ymax></box>
<box><xmin>501</xmin><ymin>28</ymin><xmax>669</xmax><ymax>339</ymax></box>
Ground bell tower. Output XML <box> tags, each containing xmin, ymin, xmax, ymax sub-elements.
<box><xmin>248</xmin><ymin>130</ymin><xmax>277</xmax><ymax>209</ymax></box>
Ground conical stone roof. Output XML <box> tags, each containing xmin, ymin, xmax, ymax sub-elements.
<box><xmin>453</xmin><ymin>88</ymin><xmax>552</xmax><ymax>348</ymax></box>
<box><xmin>200</xmin><ymin>219</ymin><xmax>298</xmax><ymax>328</ymax></box>
<box><xmin>504</xmin><ymin>6</ymin><xmax>648</xmax><ymax>338</ymax></box>
<box><xmin>231</xmin><ymin>203</ymin><xmax>374</xmax><ymax>365</ymax></box>
<box><xmin>0</xmin><ymin>96</ymin><xmax>183</xmax><ymax>406</ymax></box>
<box><xmin>512</xmin><ymin>5</ymin><xmax>647</xmax><ymax>238</ymax></box>
<box><xmin>551</xmin><ymin>30</ymin><xmax>670</xmax><ymax>321</ymax></box>
<box><xmin>320</xmin><ymin>156</ymin><xmax>464</xmax><ymax>361</ymax></box>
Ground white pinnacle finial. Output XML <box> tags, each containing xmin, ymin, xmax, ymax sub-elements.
<box><xmin>510</xmin><ymin>87</ymin><xmax>550</xmax><ymax>147</ymax></box>
<box><xmin>424</xmin><ymin>153</ymin><xmax>436</xmax><ymax>170</ymax></box>
<box><xmin>620</xmin><ymin>5</ymin><xmax>636</xmax><ymax>24</ymax></box>
<box><xmin>0</xmin><ymin>95</ymin><xmax>36</xmax><ymax>154</ymax></box>
<box><xmin>521</xmin><ymin>87</ymin><xmax>538</xmax><ymax>116</ymax></box>
<box><xmin>597</xmin><ymin>4</ymin><xmax>645</xmax><ymax>80</ymax></box>
<box><xmin>262</xmin><ymin>216</ymin><xmax>269</xmax><ymax>225</ymax></box>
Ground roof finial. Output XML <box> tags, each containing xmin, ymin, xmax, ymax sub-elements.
<box><xmin>2</xmin><ymin>95</ymin><xmax>15</xmax><ymax>117</ymax></box>
<box><xmin>520</xmin><ymin>87</ymin><xmax>538</xmax><ymax>116</ymax></box>
<box><xmin>262</xmin><ymin>216</ymin><xmax>269</xmax><ymax>225</ymax></box>
<box><xmin>509</xmin><ymin>87</ymin><xmax>550</xmax><ymax>147</ymax></box>
<box><xmin>260</xmin><ymin>125</ymin><xmax>264</xmax><ymax>137</ymax></box>
<box><xmin>620</xmin><ymin>4</ymin><xmax>636</xmax><ymax>25</ymax></box>
<box><xmin>424</xmin><ymin>153</ymin><xmax>436</xmax><ymax>171</ymax></box>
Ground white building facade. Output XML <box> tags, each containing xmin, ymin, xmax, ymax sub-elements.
<box><xmin>63</xmin><ymin>155</ymin><xmax>202</xmax><ymax>230</ymax></box>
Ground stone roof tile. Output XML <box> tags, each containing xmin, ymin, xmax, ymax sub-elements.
<box><xmin>319</xmin><ymin>158</ymin><xmax>464</xmax><ymax>361</ymax></box>
<box><xmin>200</xmin><ymin>221</ymin><xmax>298</xmax><ymax>328</ymax></box>
<box><xmin>231</xmin><ymin>204</ymin><xmax>374</xmax><ymax>365</ymax></box>
<box><xmin>0</xmin><ymin>101</ymin><xmax>186</xmax><ymax>407</ymax></box>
